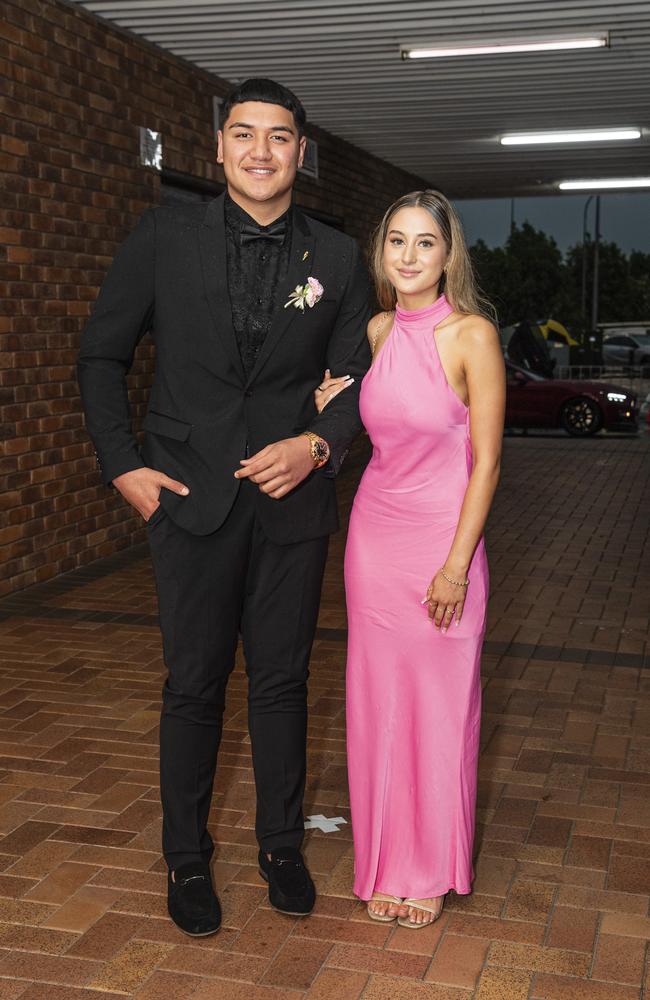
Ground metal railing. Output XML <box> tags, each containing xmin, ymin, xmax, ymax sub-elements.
<box><xmin>555</xmin><ymin>365</ymin><xmax>650</xmax><ymax>399</ymax></box>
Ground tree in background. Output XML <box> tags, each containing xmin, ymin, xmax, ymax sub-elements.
<box><xmin>565</xmin><ymin>240</ymin><xmax>646</xmax><ymax>329</ymax></box>
<box><xmin>471</xmin><ymin>223</ymin><xmax>569</xmax><ymax>328</ymax></box>
<box><xmin>623</xmin><ymin>249</ymin><xmax>650</xmax><ymax>319</ymax></box>
<box><xmin>471</xmin><ymin>223</ymin><xmax>650</xmax><ymax>337</ymax></box>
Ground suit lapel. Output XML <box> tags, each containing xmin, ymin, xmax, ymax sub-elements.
<box><xmin>199</xmin><ymin>194</ymin><xmax>245</xmax><ymax>382</ymax></box>
<box><xmin>245</xmin><ymin>209</ymin><xmax>315</xmax><ymax>388</ymax></box>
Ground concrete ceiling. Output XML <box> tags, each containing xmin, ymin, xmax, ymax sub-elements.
<box><xmin>70</xmin><ymin>0</ymin><xmax>650</xmax><ymax>198</ymax></box>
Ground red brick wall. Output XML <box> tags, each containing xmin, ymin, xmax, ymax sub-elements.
<box><xmin>1</xmin><ymin>0</ymin><xmax>426</xmax><ymax>596</ymax></box>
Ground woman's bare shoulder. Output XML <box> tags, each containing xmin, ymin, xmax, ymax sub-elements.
<box><xmin>367</xmin><ymin>311</ymin><xmax>394</xmax><ymax>349</ymax></box>
<box><xmin>457</xmin><ymin>313</ymin><xmax>500</xmax><ymax>346</ymax></box>
<box><xmin>367</xmin><ymin>311</ymin><xmax>392</xmax><ymax>336</ymax></box>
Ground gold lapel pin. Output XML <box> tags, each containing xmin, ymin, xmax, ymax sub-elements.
<box><xmin>302</xmin><ymin>250</ymin><xmax>310</xmax><ymax>262</ymax></box>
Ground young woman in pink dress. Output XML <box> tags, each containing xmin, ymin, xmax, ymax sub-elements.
<box><xmin>315</xmin><ymin>190</ymin><xmax>505</xmax><ymax>928</ymax></box>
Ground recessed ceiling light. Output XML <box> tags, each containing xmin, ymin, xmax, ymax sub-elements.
<box><xmin>401</xmin><ymin>35</ymin><xmax>608</xmax><ymax>59</ymax></box>
<box><xmin>558</xmin><ymin>178</ymin><xmax>650</xmax><ymax>190</ymax></box>
<box><xmin>501</xmin><ymin>129</ymin><xmax>641</xmax><ymax>146</ymax></box>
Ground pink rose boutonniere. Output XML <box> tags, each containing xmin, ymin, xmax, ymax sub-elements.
<box><xmin>284</xmin><ymin>276</ymin><xmax>324</xmax><ymax>311</ymax></box>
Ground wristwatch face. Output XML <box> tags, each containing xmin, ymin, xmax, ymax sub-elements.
<box><xmin>313</xmin><ymin>439</ymin><xmax>329</xmax><ymax>464</ymax></box>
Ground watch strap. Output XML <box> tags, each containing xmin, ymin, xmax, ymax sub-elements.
<box><xmin>301</xmin><ymin>431</ymin><xmax>330</xmax><ymax>469</ymax></box>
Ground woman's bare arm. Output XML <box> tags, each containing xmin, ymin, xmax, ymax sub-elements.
<box><xmin>313</xmin><ymin>311</ymin><xmax>394</xmax><ymax>414</ymax></box>
<box><xmin>425</xmin><ymin>316</ymin><xmax>505</xmax><ymax>629</ymax></box>
<box><xmin>445</xmin><ymin>316</ymin><xmax>505</xmax><ymax>574</ymax></box>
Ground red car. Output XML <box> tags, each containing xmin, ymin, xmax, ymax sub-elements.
<box><xmin>505</xmin><ymin>363</ymin><xmax>638</xmax><ymax>436</ymax></box>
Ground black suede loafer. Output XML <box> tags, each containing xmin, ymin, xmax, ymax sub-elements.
<box><xmin>258</xmin><ymin>847</ymin><xmax>316</xmax><ymax>915</ymax></box>
<box><xmin>167</xmin><ymin>861</ymin><xmax>221</xmax><ymax>936</ymax></box>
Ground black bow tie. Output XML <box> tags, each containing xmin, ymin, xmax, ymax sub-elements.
<box><xmin>240</xmin><ymin>219</ymin><xmax>287</xmax><ymax>247</ymax></box>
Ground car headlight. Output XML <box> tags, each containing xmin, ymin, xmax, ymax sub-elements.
<box><xmin>607</xmin><ymin>392</ymin><xmax>627</xmax><ymax>402</ymax></box>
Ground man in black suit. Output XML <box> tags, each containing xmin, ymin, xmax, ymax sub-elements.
<box><xmin>78</xmin><ymin>78</ymin><xmax>371</xmax><ymax>935</ymax></box>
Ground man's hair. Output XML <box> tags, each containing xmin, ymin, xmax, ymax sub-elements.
<box><xmin>220</xmin><ymin>78</ymin><xmax>307</xmax><ymax>136</ymax></box>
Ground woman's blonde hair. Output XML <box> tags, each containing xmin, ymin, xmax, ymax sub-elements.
<box><xmin>370</xmin><ymin>189</ymin><xmax>495</xmax><ymax>321</ymax></box>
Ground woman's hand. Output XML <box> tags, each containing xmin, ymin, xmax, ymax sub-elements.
<box><xmin>422</xmin><ymin>568</ymin><xmax>468</xmax><ymax>631</ymax></box>
<box><xmin>313</xmin><ymin>368</ymin><xmax>354</xmax><ymax>414</ymax></box>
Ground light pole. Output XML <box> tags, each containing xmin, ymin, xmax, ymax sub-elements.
<box><xmin>591</xmin><ymin>195</ymin><xmax>601</xmax><ymax>334</ymax></box>
<box><xmin>581</xmin><ymin>195</ymin><xmax>594</xmax><ymax>327</ymax></box>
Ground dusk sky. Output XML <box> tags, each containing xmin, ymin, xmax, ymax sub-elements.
<box><xmin>455</xmin><ymin>193</ymin><xmax>650</xmax><ymax>256</ymax></box>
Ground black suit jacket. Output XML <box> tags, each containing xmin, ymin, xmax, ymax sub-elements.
<box><xmin>77</xmin><ymin>194</ymin><xmax>372</xmax><ymax>543</ymax></box>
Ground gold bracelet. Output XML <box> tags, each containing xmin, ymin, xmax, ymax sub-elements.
<box><xmin>441</xmin><ymin>569</ymin><xmax>469</xmax><ymax>588</ymax></box>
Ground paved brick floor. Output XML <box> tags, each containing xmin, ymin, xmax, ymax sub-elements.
<box><xmin>0</xmin><ymin>431</ymin><xmax>649</xmax><ymax>999</ymax></box>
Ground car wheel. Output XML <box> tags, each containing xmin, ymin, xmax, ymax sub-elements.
<box><xmin>560</xmin><ymin>397</ymin><xmax>603</xmax><ymax>436</ymax></box>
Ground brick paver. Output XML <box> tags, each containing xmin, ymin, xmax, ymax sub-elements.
<box><xmin>1</xmin><ymin>432</ymin><xmax>649</xmax><ymax>998</ymax></box>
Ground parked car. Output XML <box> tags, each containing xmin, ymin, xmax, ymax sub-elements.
<box><xmin>505</xmin><ymin>362</ymin><xmax>637</xmax><ymax>436</ymax></box>
<box><xmin>602</xmin><ymin>332</ymin><xmax>650</xmax><ymax>367</ymax></box>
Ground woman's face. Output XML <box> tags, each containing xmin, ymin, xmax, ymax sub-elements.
<box><xmin>383</xmin><ymin>205</ymin><xmax>449</xmax><ymax>303</ymax></box>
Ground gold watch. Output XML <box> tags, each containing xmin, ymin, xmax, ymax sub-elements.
<box><xmin>301</xmin><ymin>431</ymin><xmax>330</xmax><ymax>469</ymax></box>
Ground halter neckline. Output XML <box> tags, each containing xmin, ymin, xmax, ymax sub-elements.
<box><xmin>395</xmin><ymin>294</ymin><xmax>452</xmax><ymax>326</ymax></box>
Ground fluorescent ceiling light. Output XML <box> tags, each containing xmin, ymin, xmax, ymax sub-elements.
<box><xmin>402</xmin><ymin>35</ymin><xmax>608</xmax><ymax>59</ymax></box>
<box><xmin>558</xmin><ymin>178</ymin><xmax>650</xmax><ymax>190</ymax></box>
<box><xmin>501</xmin><ymin>129</ymin><xmax>641</xmax><ymax>146</ymax></box>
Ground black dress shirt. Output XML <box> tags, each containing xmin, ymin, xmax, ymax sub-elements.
<box><xmin>224</xmin><ymin>195</ymin><xmax>292</xmax><ymax>378</ymax></box>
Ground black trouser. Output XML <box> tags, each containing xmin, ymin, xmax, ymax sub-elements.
<box><xmin>147</xmin><ymin>480</ymin><xmax>329</xmax><ymax>870</ymax></box>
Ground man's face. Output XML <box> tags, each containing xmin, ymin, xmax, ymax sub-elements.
<box><xmin>217</xmin><ymin>101</ymin><xmax>305</xmax><ymax>208</ymax></box>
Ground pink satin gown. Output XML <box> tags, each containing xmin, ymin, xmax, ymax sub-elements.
<box><xmin>345</xmin><ymin>294</ymin><xmax>488</xmax><ymax>901</ymax></box>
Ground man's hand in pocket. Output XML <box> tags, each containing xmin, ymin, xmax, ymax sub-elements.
<box><xmin>112</xmin><ymin>468</ymin><xmax>189</xmax><ymax>521</ymax></box>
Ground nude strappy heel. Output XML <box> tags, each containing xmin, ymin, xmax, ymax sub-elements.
<box><xmin>366</xmin><ymin>893</ymin><xmax>404</xmax><ymax>923</ymax></box>
<box><xmin>397</xmin><ymin>895</ymin><xmax>445</xmax><ymax>928</ymax></box>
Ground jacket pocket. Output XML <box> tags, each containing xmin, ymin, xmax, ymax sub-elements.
<box><xmin>143</xmin><ymin>410</ymin><xmax>192</xmax><ymax>442</ymax></box>
<box><xmin>146</xmin><ymin>503</ymin><xmax>166</xmax><ymax>529</ymax></box>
